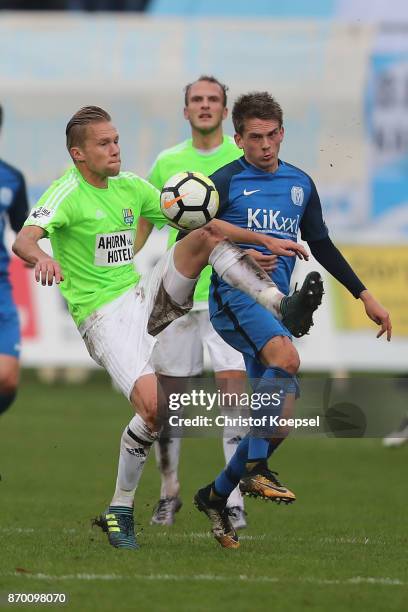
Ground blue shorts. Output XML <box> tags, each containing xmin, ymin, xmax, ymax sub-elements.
<box><xmin>0</xmin><ymin>281</ymin><xmax>21</xmax><ymax>358</ymax></box>
<box><xmin>209</xmin><ymin>281</ymin><xmax>291</xmax><ymax>381</ymax></box>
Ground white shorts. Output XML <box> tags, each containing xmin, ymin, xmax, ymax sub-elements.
<box><xmin>153</xmin><ymin>309</ymin><xmax>245</xmax><ymax>377</ymax></box>
<box><xmin>79</xmin><ymin>246</ymin><xmax>194</xmax><ymax>400</ymax></box>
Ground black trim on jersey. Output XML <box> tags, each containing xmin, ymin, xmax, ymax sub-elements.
<box><xmin>210</xmin><ymin>158</ymin><xmax>244</xmax><ymax>217</ymax></box>
<box><xmin>308</xmin><ymin>236</ymin><xmax>366</xmax><ymax>299</ymax></box>
<box><xmin>212</xmin><ymin>274</ymin><xmax>259</xmax><ymax>357</ymax></box>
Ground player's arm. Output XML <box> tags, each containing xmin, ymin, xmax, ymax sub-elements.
<box><xmin>309</xmin><ymin>237</ymin><xmax>391</xmax><ymax>341</ymax></box>
<box><xmin>134</xmin><ymin>218</ymin><xmax>154</xmax><ymax>254</ymax></box>
<box><xmin>8</xmin><ymin>171</ymin><xmax>29</xmax><ymax>233</ymax></box>
<box><xmin>12</xmin><ymin>226</ymin><xmax>64</xmax><ymax>286</ymax></box>
<box><xmin>301</xmin><ymin>180</ymin><xmax>391</xmax><ymax>341</ymax></box>
<box><xmin>209</xmin><ymin>218</ymin><xmax>308</xmax><ymax>260</ymax></box>
<box><xmin>134</xmin><ymin>158</ymin><xmax>165</xmax><ymax>254</ymax></box>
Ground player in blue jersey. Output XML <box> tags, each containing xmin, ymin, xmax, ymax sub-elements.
<box><xmin>193</xmin><ymin>92</ymin><xmax>392</xmax><ymax>549</ymax></box>
<box><xmin>0</xmin><ymin>104</ymin><xmax>29</xmax><ymax>416</ymax></box>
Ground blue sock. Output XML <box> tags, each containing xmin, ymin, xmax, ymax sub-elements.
<box><xmin>214</xmin><ymin>436</ymin><xmax>250</xmax><ymax>497</ymax></box>
<box><xmin>248</xmin><ymin>438</ymin><xmax>270</xmax><ymax>461</ymax></box>
<box><xmin>247</xmin><ymin>367</ymin><xmax>297</xmax><ymax>461</ymax></box>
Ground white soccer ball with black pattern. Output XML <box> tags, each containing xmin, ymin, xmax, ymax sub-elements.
<box><xmin>160</xmin><ymin>171</ymin><xmax>219</xmax><ymax>231</ymax></box>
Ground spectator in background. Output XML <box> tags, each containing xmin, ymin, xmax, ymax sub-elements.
<box><xmin>0</xmin><ymin>104</ymin><xmax>29</xmax><ymax>415</ymax></box>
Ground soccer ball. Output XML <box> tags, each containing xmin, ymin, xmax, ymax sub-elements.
<box><xmin>160</xmin><ymin>171</ymin><xmax>219</xmax><ymax>231</ymax></box>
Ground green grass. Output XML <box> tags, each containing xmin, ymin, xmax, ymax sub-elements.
<box><xmin>1</xmin><ymin>371</ymin><xmax>407</xmax><ymax>611</ymax></box>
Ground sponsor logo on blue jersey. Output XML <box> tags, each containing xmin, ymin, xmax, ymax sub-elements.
<box><xmin>247</xmin><ymin>208</ymin><xmax>300</xmax><ymax>235</ymax></box>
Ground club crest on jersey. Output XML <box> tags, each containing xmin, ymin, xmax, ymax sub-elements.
<box><xmin>291</xmin><ymin>186</ymin><xmax>304</xmax><ymax>206</ymax></box>
<box><xmin>122</xmin><ymin>208</ymin><xmax>134</xmax><ymax>225</ymax></box>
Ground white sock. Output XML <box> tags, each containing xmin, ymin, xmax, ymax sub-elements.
<box><xmin>209</xmin><ymin>240</ymin><xmax>284</xmax><ymax>317</ymax></box>
<box><xmin>154</xmin><ymin>436</ymin><xmax>181</xmax><ymax>498</ymax></box>
<box><xmin>111</xmin><ymin>414</ymin><xmax>158</xmax><ymax>508</ymax></box>
<box><xmin>223</xmin><ymin>433</ymin><xmax>245</xmax><ymax>509</ymax></box>
<box><xmin>163</xmin><ymin>251</ymin><xmax>198</xmax><ymax>306</ymax></box>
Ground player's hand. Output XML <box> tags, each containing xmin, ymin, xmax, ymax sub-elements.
<box><xmin>244</xmin><ymin>249</ymin><xmax>278</xmax><ymax>272</ymax></box>
<box><xmin>261</xmin><ymin>236</ymin><xmax>309</xmax><ymax>260</ymax></box>
<box><xmin>360</xmin><ymin>290</ymin><xmax>392</xmax><ymax>341</ymax></box>
<box><xmin>34</xmin><ymin>256</ymin><xmax>64</xmax><ymax>286</ymax></box>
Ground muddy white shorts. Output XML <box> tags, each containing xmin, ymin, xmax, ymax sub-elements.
<box><xmin>153</xmin><ymin>309</ymin><xmax>245</xmax><ymax>377</ymax></box>
<box><xmin>79</xmin><ymin>246</ymin><xmax>194</xmax><ymax>400</ymax></box>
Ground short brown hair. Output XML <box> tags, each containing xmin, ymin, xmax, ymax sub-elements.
<box><xmin>66</xmin><ymin>106</ymin><xmax>111</xmax><ymax>151</ymax></box>
<box><xmin>184</xmin><ymin>75</ymin><xmax>228</xmax><ymax>107</ymax></box>
<box><xmin>232</xmin><ymin>92</ymin><xmax>283</xmax><ymax>135</ymax></box>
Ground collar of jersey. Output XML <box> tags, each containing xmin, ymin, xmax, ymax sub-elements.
<box><xmin>74</xmin><ymin>166</ymin><xmax>111</xmax><ymax>191</ymax></box>
<box><xmin>238</xmin><ymin>157</ymin><xmax>284</xmax><ymax>175</ymax></box>
<box><xmin>188</xmin><ymin>135</ymin><xmax>230</xmax><ymax>157</ymax></box>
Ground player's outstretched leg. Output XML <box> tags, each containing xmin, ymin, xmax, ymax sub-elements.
<box><xmin>207</xmin><ymin>238</ymin><xmax>323</xmax><ymax>335</ymax></box>
<box><xmin>194</xmin><ymin>485</ymin><xmax>239</xmax><ymax>549</ymax></box>
<box><xmin>94</xmin><ymin>375</ymin><xmax>162</xmax><ymax>550</ymax></box>
<box><xmin>280</xmin><ymin>271</ymin><xmax>324</xmax><ymax>337</ymax></box>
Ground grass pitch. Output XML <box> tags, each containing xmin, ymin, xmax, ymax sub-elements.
<box><xmin>1</xmin><ymin>371</ymin><xmax>407</xmax><ymax>611</ymax></box>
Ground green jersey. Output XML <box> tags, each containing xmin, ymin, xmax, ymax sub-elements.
<box><xmin>25</xmin><ymin>166</ymin><xmax>166</xmax><ymax>327</ymax></box>
<box><xmin>148</xmin><ymin>135</ymin><xmax>242</xmax><ymax>304</ymax></box>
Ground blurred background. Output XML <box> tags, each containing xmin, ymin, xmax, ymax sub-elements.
<box><xmin>1</xmin><ymin>0</ymin><xmax>408</xmax><ymax>373</ymax></box>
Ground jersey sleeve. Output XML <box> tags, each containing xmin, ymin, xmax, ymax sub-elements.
<box><xmin>138</xmin><ymin>178</ymin><xmax>167</xmax><ymax>229</ymax></box>
<box><xmin>210</xmin><ymin>171</ymin><xmax>232</xmax><ymax>218</ymax></box>
<box><xmin>8</xmin><ymin>171</ymin><xmax>29</xmax><ymax>233</ymax></box>
<box><xmin>299</xmin><ymin>178</ymin><xmax>329</xmax><ymax>242</ymax></box>
<box><xmin>24</xmin><ymin>185</ymin><xmax>72</xmax><ymax>236</ymax></box>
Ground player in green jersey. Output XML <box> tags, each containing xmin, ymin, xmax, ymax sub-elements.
<box><xmin>13</xmin><ymin>105</ymin><xmax>314</xmax><ymax>551</ymax></box>
<box><xmin>140</xmin><ymin>76</ymin><xmax>278</xmax><ymax>530</ymax></box>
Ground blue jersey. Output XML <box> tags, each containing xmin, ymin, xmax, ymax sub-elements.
<box><xmin>210</xmin><ymin>157</ymin><xmax>328</xmax><ymax>295</ymax></box>
<box><xmin>0</xmin><ymin>158</ymin><xmax>28</xmax><ymax>357</ymax></box>
<box><xmin>0</xmin><ymin>158</ymin><xmax>29</xmax><ymax>279</ymax></box>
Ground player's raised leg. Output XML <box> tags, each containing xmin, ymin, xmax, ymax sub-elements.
<box><xmin>174</xmin><ymin>221</ymin><xmax>322</xmax><ymax>334</ymax></box>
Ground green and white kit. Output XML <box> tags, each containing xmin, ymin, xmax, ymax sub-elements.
<box><xmin>25</xmin><ymin>167</ymin><xmax>166</xmax><ymax>327</ymax></box>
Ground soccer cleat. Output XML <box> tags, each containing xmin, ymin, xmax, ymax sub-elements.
<box><xmin>92</xmin><ymin>505</ymin><xmax>139</xmax><ymax>549</ymax></box>
<box><xmin>194</xmin><ymin>485</ymin><xmax>240</xmax><ymax>549</ymax></box>
<box><xmin>280</xmin><ymin>271</ymin><xmax>324</xmax><ymax>338</ymax></box>
<box><xmin>227</xmin><ymin>506</ymin><xmax>247</xmax><ymax>530</ymax></box>
<box><xmin>239</xmin><ymin>462</ymin><xmax>296</xmax><ymax>504</ymax></box>
<box><xmin>382</xmin><ymin>415</ymin><xmax>408</xmax><ymax>448</ymax></box>
<box><xmin>150</xmin><ymin>496</ymin><xmax>183</xmax><ymax>526</ymax></box>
